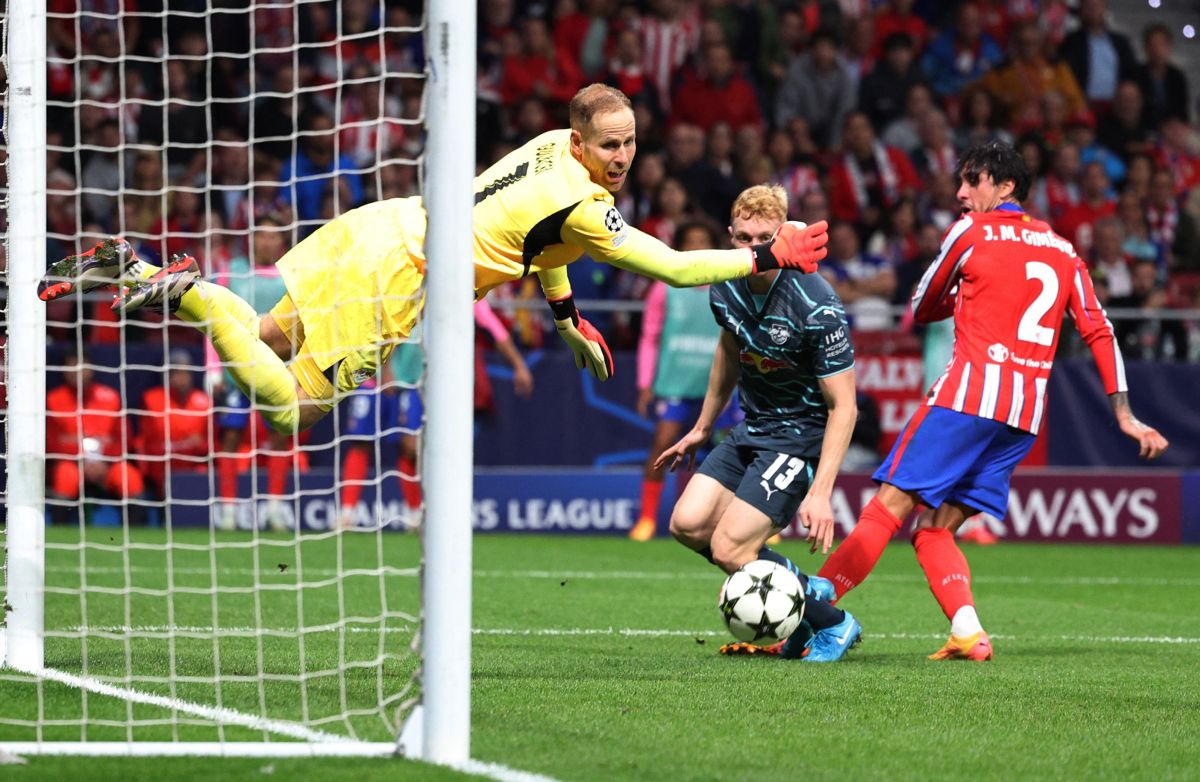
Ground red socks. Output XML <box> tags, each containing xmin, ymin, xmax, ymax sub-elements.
<box><xmin>218</xmin><ymin>455</ymin><xmax>238</xmax><ymax>502</ymax></box>
<box><xmin>398</xmin><ymin>454</ymin><xmax>422</xmax><ymax>510</ymax></box>
<box><xmin>638</xmin><ymin>477</ymin><xmax>664</xmax><ymax>523</ymax></box>
<box><xmin>266</xmin><ymin>451</ymin><xmax>288</xmax><ymax>498</ymax></box>
<box><xmin>912</xmin><ymin>527</ymin><xmax>975</xmax><ymax>622</ymax></box>
<box><xmin>341</xmin><ymin>446</ymin><xmax>370</xmax><ymax>508</ymax></box>
<box><xmin>818</xmin><ymin>496</ymin><xmax>904</xmax><ymax>600</ymax></box>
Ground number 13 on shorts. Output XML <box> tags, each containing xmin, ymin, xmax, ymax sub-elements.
<box><xmin>762</xmin><ymin>452</ymin><xmax>805</xmax><ymax>492</ymax></box>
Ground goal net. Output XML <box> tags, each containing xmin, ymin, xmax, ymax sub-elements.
<box><xmin>1</xmin><ymin>0</ymin><xmax>474</xmax><ymax>760</ymax></box>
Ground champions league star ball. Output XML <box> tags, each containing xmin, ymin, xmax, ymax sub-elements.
<box><xmin>718</xmin><ymin>560</ymin><xmax>805</xmax><ymax>643</ymax></box>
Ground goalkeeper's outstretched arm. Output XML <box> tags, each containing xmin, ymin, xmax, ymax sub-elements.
<box><xmin>563</xmin><ymin>213</ymin><xmax>829</xmax><ymax>287</ymax></box>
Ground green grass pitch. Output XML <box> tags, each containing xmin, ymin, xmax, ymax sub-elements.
<box><xmin>2</xmin><ymin>528</ymin><xmax>1198</xmax><ymax>781</ymax></box>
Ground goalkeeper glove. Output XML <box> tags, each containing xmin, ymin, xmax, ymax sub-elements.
<box><xmin>748</xmin><ymin>220</ymin><xmax>829</xmax><ymax>274</ymax></box>
<box><xmin>547</xmin><ymin>294</ymin><xmax>614</xmax><ymax>381</ymax></box>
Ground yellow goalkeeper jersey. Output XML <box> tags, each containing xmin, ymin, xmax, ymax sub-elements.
<box><xmin>468</xmin><ymin>129</ymin><xmax>754</xmax><ymax>298</ymax></box>
<box><xmin>276</xmin><ymin>129</ymin><xmax>756</xmax><ymax>373</ymax></box>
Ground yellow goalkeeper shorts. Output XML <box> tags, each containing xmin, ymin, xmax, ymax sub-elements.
<box><xmin>275</xmin><ymin>197</ymin><xmax>426</xmax><ymax>409</ymax></box>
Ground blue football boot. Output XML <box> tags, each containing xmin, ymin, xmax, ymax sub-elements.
<box><xmin>798</xmin><ymin>611</ymin><xmax>862</xmax><ymax>662</ymax></box>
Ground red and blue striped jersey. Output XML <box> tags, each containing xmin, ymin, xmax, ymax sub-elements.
<box><xmin>912</xmin><ymin>207</ymin><xmax>1125</xmax><ymax>435</ymax></box>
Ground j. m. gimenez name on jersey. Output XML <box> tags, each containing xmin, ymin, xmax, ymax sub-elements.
<box><xmin>710</xmin><ymin>270</ymin><xmax>854</xmax><ymax>455</ymax></box>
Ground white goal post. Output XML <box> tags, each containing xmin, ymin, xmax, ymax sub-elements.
<box><xmin>1</xmin><ymin>0</ymin><xmax>475</xmax><ymax>763</ymax></box>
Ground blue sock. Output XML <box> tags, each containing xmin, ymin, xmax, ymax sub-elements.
<box><xmin>758</xmin><ymin>545</ymin><xmax>804</xmax><ymax>583</ymax></box>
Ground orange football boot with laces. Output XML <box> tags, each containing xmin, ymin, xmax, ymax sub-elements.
<box><xmin>929</xmin><ymin>631</ymin><xmax>993</xmax><ymax>661</ymax></box>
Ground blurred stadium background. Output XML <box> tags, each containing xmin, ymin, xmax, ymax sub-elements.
<box><xmin>5</xmin><ymin>0</ymin><xmax>1196</xmax><ymax>542</ymax></box>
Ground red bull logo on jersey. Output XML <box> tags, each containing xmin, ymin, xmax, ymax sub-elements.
<box><xmin>741</xmin><ymin>351</ymin><xmax>789</xmax><ymax>373</ymax></box>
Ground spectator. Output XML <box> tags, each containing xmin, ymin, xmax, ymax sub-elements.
<box><xmin>919</xmin><ymin>172</ymin><xmax>962</xmax><ymax>233</ymax></box>
<box><xmin>510</xmin><ymin>96</ymin><xmax>554</xmax><ymax>145</ymax></box>
<box><xmin>1115</xmin><ymin>189</ymin><xmax>1161</xmax><ymax>266</ymax></box>
<box><xmin>137</xmin><ymin>349</ymin><xmax>212</xmax><ymax>496</ymax></box>
<box><xmin>976</xmin><ymin>0</ymin><xmax>1034</xmax><ymax>53</ymax></box>
<box><xmin>635</xmin><ymin>0</ymin><xmax>703</xmax><ymax>114</ymax></box>
<box><xmin>871</xmin><ymin>0</ymin><xmax>928</xmax><ymax>60</ymax></box>
<box><xmin>706</xmin><ymin>0</ymin><xmax>785</xmax><ymax>91</ymax></box>
<box><xmin>46</xmin><ymin>349</ymin><xmax>146</xmax><ymax>523</ymax></box>
<box><xmin>1152</xmin><ymin>118</ymin><xmax>1200</xmax><ymax>199</ymax></box>
<box><xmin>280</xmin><ymin>111</ymin><xmax>364</xmax><ymax>224</ymax></box>
<box><xmin>339</xmin><ymin>63</ymin><xmax>405</xmax><ymax>168</ymax></box>
<box><xmin>615</xmin><ymin>150</ymin><xmax>665</xmax><ymax>228</ymax></box>
<box><xmin>1134</xmin><ymin>23</ymin><xmax>1190</xmax><ymax>127</ymax></box>
<box><xmin>1061</xmin><ymin>0</ymin><xmax>1137</xmax><ymax>109</ymax></box>
<box><xmin>554</xmin><ymin>0</ymin><xmax>612</xmax><ymax>79</ymax></box>
<box><xmin>866</xmin><ymin>196</ymin><xmax>921</xmax><ymax>269</ymax></box>
<box><xmin>1122</xmin><ymin>152</ymin><xmax>1155</xmax><ymax>201</ymax></box>
<box><xmin>499</xmin><ymin>16</ymin><xmax>585</xmax><ymax>107</ymax></box>
<box><xmin>638</xmin><ymin>177</ymin><xmax>691</xmax><ymax>246</ymax></box>
<box><xmin>843</xmin><ymin>15</ymin><xmax>878</xmax><ymax>92</ymax></box>
<box><xmin>955</xmin><ymin>87</ymin><xmax>1014</xmax><ymax>152</ymax></box>
<box><xmin>911</xmin><ymin>108</ymin><xmax>958</xmax><ymax>184</ymax></box>
<box><xmin>920</xmin><ymin>3</ymin><xmax>1003</xmax><ymax>101</ymax></box>
<box><xmin>881</xmin><ymin>81</ymin><xmax>934</xmax><ymax>155</ymax></box>
<box><xmin>974</xmin><ymin>20</ymin><xmax>1087</xmax><ymax>130</ymax></box>
<box><xmin>80</xmin><ymin>117</ymin><xmax>122</xmax><ymax>227</ymax></box>
<box><xmin>1146</xmin><ymin>168</ymin><xmax>1200</xmax><ymax>273</ymax></box>
<box><xmin>1029</xmin><ymin>141</ymin><xmax>1081</xmax><ymax>223</ymax></box>
<box><xmin>820</xmin><ymin>221</ymin><xmax>896</xmax><ymax>330</ymax></box>
<box><xmin>138</xmin><ymin>59</ymin><xmax>209</xmax><ymax>177</ymax></box>
<box><xmin>766</xmin><ymin>128</ymin><xmax>821</xmax><ymax>214</ymax></box>
<box><xmin>663</xmin><ymin>121</ymin><xmax>738</xmax><ymax>223</ymax></box>
<box><xmin>706</xmin><ymin>122</ymin><xmax>736</xmax><ymax>179</ymax></box>
<box><xmin>605</xmin><ymin>26</ymin><xmax>662</xmax><ymax>118</ymax></box>
<box><xmin>1109</xmin><ymin>258</ymin><xmax>1187</xmax><ymax>360</ymax></box>
<box><xmin>1069</xmin><ymin>114</ymin><xmax>1126</xmax><ymax>187</ymax></box>
<box><xmin>760</xmin><ymin>6</ymin><xmax>815</xmax><ymax>99</ymax></box>
<box><xmin>1090</xmin><ymin>218</ymin><xmax>1133</xmax><ymax>299</ymax></box>
<box><xmin>796</xmin><ymin>188</ymin><xmax>831</xmax><ymax>228</ymax></box>
<box><xmin>858</xmin><ymin>32</ymin><xmax>926</xmax><ymax>131</ymax></box>
<box><xmin>828</xmin><ymin>111</ymin><xmax>920</xmax><ymax>235</ymax></box>
<box><xmin>1059</xmin><ymin>161</ymin><xmax>1116</xmax><ymax>257</ymax></box>
<box><xmin>775</xmin><ymin>28</ymin><xmax>856</xmax><ymax>150</ymax></box>
<box><xmin>671</xmin><ymin>42</ymin><xmax>763</xmax><ymax>134</ymax></box>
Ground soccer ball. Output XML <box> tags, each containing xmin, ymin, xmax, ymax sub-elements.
<box><xmin>718</xmin><ymin>560</ymin><xmax>805</xmax><ymax>643</ymax></box>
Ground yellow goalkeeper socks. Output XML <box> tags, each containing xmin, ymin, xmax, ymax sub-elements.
<box><xmin>173</xmin><ymin>281</ymin><xmax>300</xmax><ymax>433</ymax></box>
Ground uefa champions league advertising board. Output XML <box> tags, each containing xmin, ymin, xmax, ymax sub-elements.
<box><xmin>161</xmin><ymin>469</ymin><xmax>1194</xmax><ymax>543</ymax></box>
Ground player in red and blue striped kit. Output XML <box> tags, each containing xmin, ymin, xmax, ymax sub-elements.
<box><xmin>818</xmin><ymin>141</ymin><xmax>1169</xmax><ymax>661</ymax></box>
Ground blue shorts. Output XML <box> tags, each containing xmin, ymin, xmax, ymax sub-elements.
<box><xmin>698</xmin><ymin>425</ymin><xmax>816</xmax><ymax>529</ymax></box>
<box><xmin>217</xmin><ymin>387</ymin><xmax>252</xmax><ymax>430</ymax></box>
<box><xmin>874</xmin><ymin>406</ymin><xmax>1035</xmax><ymax>518</ymax></box>
<box><xmin>396</xmin><ymin>389</ymin><xmax>422</xmax><ymax>433</ymax></box>
<box><xmin>654</xmin><ymin>397</ymin><xmax>703</xmax><ymax>425</ymax></box>
<box><xmin>344</xmin><ymin>383</ymin><xmax>421</xmax><ymax>442</ymax></box>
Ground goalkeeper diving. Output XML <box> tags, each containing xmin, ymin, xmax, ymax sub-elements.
<box><xmin>39</xmin><ymin>84</ymin><xmax>829</xmax><ymax>433</ymax></box>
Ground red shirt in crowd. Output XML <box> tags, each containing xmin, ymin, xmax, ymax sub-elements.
<box><xmin>46</xmin><ymin>380</ymin><xmax>127</xmax><ymax>458</ymax></box>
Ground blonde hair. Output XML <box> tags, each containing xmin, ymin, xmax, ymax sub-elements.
<box><xmin>569</xmin><ymin>84</ymin><xmax>633</xmax><ymax>131</ymax></box>
<box><xmin>730</xmin><ymin>185</ymin><xmax>788</xmax><ymax>224</ymax></box>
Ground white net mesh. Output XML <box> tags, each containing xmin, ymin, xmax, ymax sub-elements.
<box><xmin>2</xmin><ymin>0</ymin><xmax>430</xmax><ymax>749</ymax></box>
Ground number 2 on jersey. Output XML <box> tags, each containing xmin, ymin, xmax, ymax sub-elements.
<box><xmin>1017</xmin><ymin>261</ymin><xmax>1059</xmax><ymax>346</ymax></box>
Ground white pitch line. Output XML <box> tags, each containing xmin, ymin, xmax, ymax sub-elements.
<box><xmin>42</xmin><ymin>565</ymin><xmax>1200</xmax><ymax>588</ymax></box>
<box><xmin>455</xmin><ymin>759</ymin><xmax>564</xmax><ymax>782</ymax></box>
<box><xmin>52</xmin><ymin>625</ymin><xmax>1200</xmax><ymax>645</ymax></box>
<box><xmin>31</xmin><ymin>667</ymin><xmax>354</xmax><ymax>744</ymax></box>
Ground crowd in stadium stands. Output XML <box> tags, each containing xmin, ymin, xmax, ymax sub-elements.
<box><xmin>19</xmin><ymin>0</ymin><xmax>1200</xmax><ymax>509</ymax></box>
